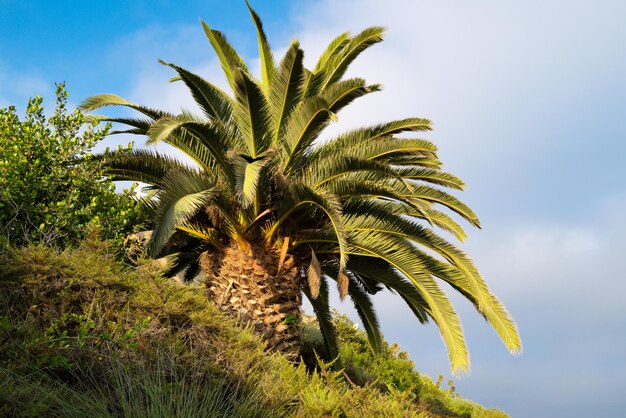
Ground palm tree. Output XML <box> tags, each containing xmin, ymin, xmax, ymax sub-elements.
<box><xmin>81</xmin><ymin>2</ymin><xmax>521</xmax><ymax>374</ymax></box>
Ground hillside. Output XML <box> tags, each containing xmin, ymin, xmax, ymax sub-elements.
<box><xmin>0</xmin><ymin>240</ymin><xmax>507</xmax><ymax>417</ymax></box>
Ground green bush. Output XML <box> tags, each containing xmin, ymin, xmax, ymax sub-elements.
<box><xmin>0</xmin><ymin>240</ymin><xmax>508</xmax><ymax>417</ymax></box>
<box><xmin>302</xmin><ymin>314</ymin><xmax>508</xmax><ymax>418</ymax></box>
<box><xmin>0</xmin><ymin>84</ymin><xmax>147</xmax><ymax>250</ymax></box>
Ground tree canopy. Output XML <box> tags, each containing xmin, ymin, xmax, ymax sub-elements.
<box><xmin>81</xmin><ymin>2</ymin><xmax>521</xmax><ymax>374</ymax></box>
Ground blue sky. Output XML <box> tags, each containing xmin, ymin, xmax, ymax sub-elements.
<box><xmin>2</xmin><ymin>1</ymin><xmax>625</xmax><ymax>416</ymax></box>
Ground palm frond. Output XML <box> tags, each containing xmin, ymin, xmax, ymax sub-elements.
<box><xmin>394</xmin><ymin>167</ymin><xmax>465</xmax><ymax>190</ymax></box>
<box><xmin>367</xmin><ymin>140</ymin><xmax>439</xmax><ymax>163</ymax></box>
<box><xmin>302</xmin><ymin>274</ymin><xmax>339</xmax><ymax>360</ymax></box>
<box><xmin>313</xmin><ymin>31</ymin><xmax>350</xmax><ymax>73</ymax></box>
<box><xmin>148</xmin><ymin>169</ymin><xmax>216</xmax><ymax>257</ymax></box>
<box><xmin>323</xmin><ymin>78</ymin><xmax>381</xmax><ymax>115</ymax></box>
<box><xmin>325</xmin><ymin>178</ymin><xmax>430</xmax><ymax>218</ymax></box>
<box><xmin>270</xmin><ymin>40</ymin><xmax>305</xmax><ymax>144</ymax></box>
<box><xmin>424</xmin><ymin>209</ymin><xmax>468</xmax><ymax>241</ymax></box>
<box><xmin>348</xmin><ymin>231</ymin><xmax>470</xmax><ymax>375</ymax></box>
<box><xmin>311</xmin><ymin>118</ymin><xmax>433</xmax><ymax>162</ymax></box>
<box><xmin>282</xmin><ymin>96</ymin><xmax>332</xmax><ymax>175</ymax></box>
<box><xmin>160</xmin><ymin>239</ymin><xmax>212</xmax><ymax>280</ymax></box>
<box><xmin>345</xmin><ymin>255</ymin><xmax>430</xmax><ymax>324</ymax></box>
<box><xmin>322</xmin><ymin>27</ymin><xmax>386</xmax><ymax>89</ymax></box>
<box><xmin>410</xmin><ymin>249</ymin><xmax>522</xmax><ymax>355</ymax></box>
<box><xmin>85</xmin><ymin>115</ymin><xmax>153</xmax><ymax>135</ymax></box>
<box><xmin>232</xmin><ymin>69</ymin><xmax>273</xmax><ymax>157</ymax></box>
<box><xmin>183</xmin><ymin>261</ymin><xmax>201</xmax><ymax>283</ymax></box>
<box><xmin>232</xmin><ymin>153</ymin><xmax>266</xmax><ymax>207</ymax></box>
<box><xmin>79</xmin><ymin>94</ymin><xmax>173</xmax><ymax>121</ymax></box>
<box><xmin>346</xmin><ymin>277</ymin><xmax>383</xmax><ymax>352</ymax></box>
<box><xmin>176</xmin><ymin>223</ymin><xmax>220</xmax><ymax>247</ymax></box>
<box><xmin>98</xmin><ymin>148</ymin><xmax>196</xmax><ymax>186</ymax></box>
<box><xmin>297</xmin><ymin>155</ymin><xmax>403</xmax><ymax>189</ymax></box>
<box><xmin>408</xmin><ymin>185</ymin><xmax>480</xmax><ymax>227</ymax></box>
<box><xmin>159</xmin><ymin>60</ymin><xmax>233</xmax><ymax>125</ymax></box>
<box><xmin>360</xmin><ymin>200</ymin><xmax>468</xmax><ymax>241</ymax></box>
<box><xmin>201</xmin><ymin>20</ymin><xmax>249</xmax><ymax>89</ymax></box>
<box><xmin>147</xmin><ymin>117</ymin><xmax>233</xmax><ymax>180</ymax></box>
<box><xmin>304</xmin><ymin>32</ymin><xmax>350</xmax><ymax>98</ymax></box>
<box><xmin>302</xmin><ymin>68</ymin><xmax>327</xmax><ymax>99</ymax></box>
<box><xmin>267</xmin><ymin>184</ymin><xmax>348</xmax><ymax>277</ymax></box>
<box><xmin>344</xmin><ymin>211</ymin><xmax>489</xmax><ymax>313</ymax></box>
<box><xmin>323</xmin><ymin>263</ymin><xmax>383</xmax><ymax>352</ymax></box>
<box><xmin>162</xmin><ymin>252</ymin><xmax>196</xmax><ymax>278</ymax></box>
<box><xmin>314</xmin><ymin>139</ymin><xmax>441</xmax><ymax>173</ymax></box>
<box><xmin>246</xmin><ymin>0</ymin><xmax>275</xmax><ymax>91</ymax></box>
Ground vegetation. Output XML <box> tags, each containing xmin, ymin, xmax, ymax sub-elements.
<box><xmin>0</xmin><ymin>84</ymin><xmax>147</xmax><ymax>250</ymax></box>
<box><xmin>0</xmin><ymin>3</ymin><xmax>519</xmax><ymax>416</ymax></box>
<box><xmin>0</xmin><ymin>241</ymin><xmax>508</xmax><ymax>417</ymax></box>
<box><xmin>80</xmin><ymin>1</ymin><xmax>521</xmax><ymax>373</ymax></box>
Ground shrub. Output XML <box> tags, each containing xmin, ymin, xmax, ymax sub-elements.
<box><xmin>0</xmin><ymin>84</ymin><xmax>147</xmax><ymax>250</ymax></box>
<box><xmin>0</xmin><ymin>240</ymin><xmax>508</xmax><ymax>417</ymax></box>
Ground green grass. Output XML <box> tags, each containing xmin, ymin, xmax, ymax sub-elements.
<box><xmin>0</xmin><ymin>240</ymin><xmax>508</xmax><ymax>417</ymax></box>
<box><xmin>1</xmin><ymin>359</ymin><xmax>267</xmax><ymax>418</ymax></box>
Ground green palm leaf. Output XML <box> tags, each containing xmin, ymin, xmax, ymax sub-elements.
<box><xmin>323</xmin><ymin>263</ymin><xmax>383</xmax><ymax>352</ymax></box>
<box><xmin>232</xmin><ymin>69</ymin><xmax>273</xmax><ymax>158</ymax></box>
<box><xmin>302</xmin><ymin>273</ymin><xmax>339</xmax><ymax>360</ymax></box>
<box><xmin>270</xmin><ymin>40</ymin><xmax>305</xmax><ymax>144</ymax></box>
<box><xmin>176</xmin><ymin>223</ymin><xmax>220</xmax><ymax>247</ymax></box>
<box><xmin>283</xmin><ymin>97</ymin><xmax>332</xmax><ymax>175</ymax></box>
<box><xmin>346</xmin><ymin>255</ymin><xmax>430</xmax><ymax>324</ymax></box>
<box><xmin>410</xmin><ymin>249</ymin><xmax>522</xmax><ymax>354</ymax></box>
<box><xmin>297</xmin><ymin>155</ymin><xmax>403</xmax><ymax>189</ymax></box>
<box><xmin>395</xmin><ymin>167</ymin><xmax>465</xmax><ymax>190</ymax></box>
<box><xmin>344</xmin><ymin>211</ymin><xmax>483</xmax><ymax>296</ymax></box>
<box><xmin>311</xmin><ymin>117</ymin><xmax>433</xmax><ymax>162</ymax></box>
<box><xmin>408</xmin><ymin>185</ymin><xmax>480</xmax><ymax>227</ymax></box>
<box><xmin>349</xmin><ymin>231</ymin><xmax>470</xmax><ymax>375</ymax></box>
<box><xmin>98</xmin><ymin>148</ymin><xmax>195</xmax><ymax>186</ymax></box>
<box><xmin>147</xmin><ymin>117</ymin><xmax>233</xmax><ymax>180</ymax></box>
<box><xmin>246</xmin><ymin>0</ymin><xmax>275</xmax><ymax>91</ymax></box>
<box><xmin>159</xmin><ymin>60</ymin><xmax>233</xmax><ymax>124</ymax></box>
<box><xmin>422</xmin><ymin>208</ymin><xmax>468</xmax><ymax>241</ymax></box>
<box><xmin>267</xmin><ymin>184</ymin><xmax>349</xmax><ymax>281</ymax></box>
<box><xmin>322</xmin><ymin>26</ymin><xmax>386</xmax><ymax>89</ymax></box>
<box><xmin>201</xmin><ymin>20</ymin><xmax>249</xmax><ymax>89</ymax></box>
<box><xmin>148</xmin><ymin>169</ymin><xmax>216</xmax><ymax>257</ymax></box>
<box><xmin>81</xmin><ymin>7</ymin><xmax>520</xmax><ymax>374</ymax></box>
<box><xmin>313</xmin><ymin>32</ymin><xmax>350</xmax><ymax>73</ymax></box>
<box><xmin>232</xmin><ymin>153</ymin><xmax>266</xmax><ymax>207</ymax></box>
<box><xmin>79</xmin><ymin>94</ymin><xmax>173</xmax><ymax>121</ymax></box>
<box><xmin>84</xmin><ymin>115</ymin><xmax>153</xmax><ymax>135</ymax></box>
<box><xmin>323</xmin><ymin>78</ymin><xmax>381</xmax><ymax>115</ymax></box>
<box><xmin>346</xmin><ymin>274</ymin><xmax>383</xmax><ymax>353</ymax></box>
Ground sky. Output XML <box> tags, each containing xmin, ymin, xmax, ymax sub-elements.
<box><xmin>2</xmin><ymin>1</ymin><xmax>625</xmax><ymax>416</ymax></box>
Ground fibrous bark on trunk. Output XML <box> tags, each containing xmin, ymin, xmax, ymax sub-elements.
<box><xmin>199</xmin><ymin>242</ymin><xmax>302</xmax><ymax>360</ymax></box>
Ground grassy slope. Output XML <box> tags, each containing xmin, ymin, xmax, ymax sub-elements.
<box><xmin>0</xmin><ymin>241</ymin><xmax>507</xmax><ymax>418</ymax></box>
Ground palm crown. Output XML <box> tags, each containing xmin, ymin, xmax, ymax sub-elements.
<box><xmin>81</xmin><ymin>2</ymin><xmax>521</xmax><ymax>374</ymax></box>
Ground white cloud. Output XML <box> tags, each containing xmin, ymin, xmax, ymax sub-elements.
<box><xmin>291</xmin><ymin>0</ymin><xmax>626</xmax><ymax>222</ymax></box>
<box><xmin>83</xmin><ymin>4</ymin><xmax>626</xmax><ymax>415</ymax></box>
<box><xmin>288</xmin><ymin>3</ymin><xmax>626</xmax><ymax>415</ymax></box>
<box><xmin>468</xmin><ymin>193</ymin><xmax>626</xmax><ymax>313</ymax></box>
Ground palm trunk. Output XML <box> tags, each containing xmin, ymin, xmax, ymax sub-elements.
<box><xmin>199</xmin><ymin>243</ymin><xmax>302</xmax><ymax>360</ymax></box>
